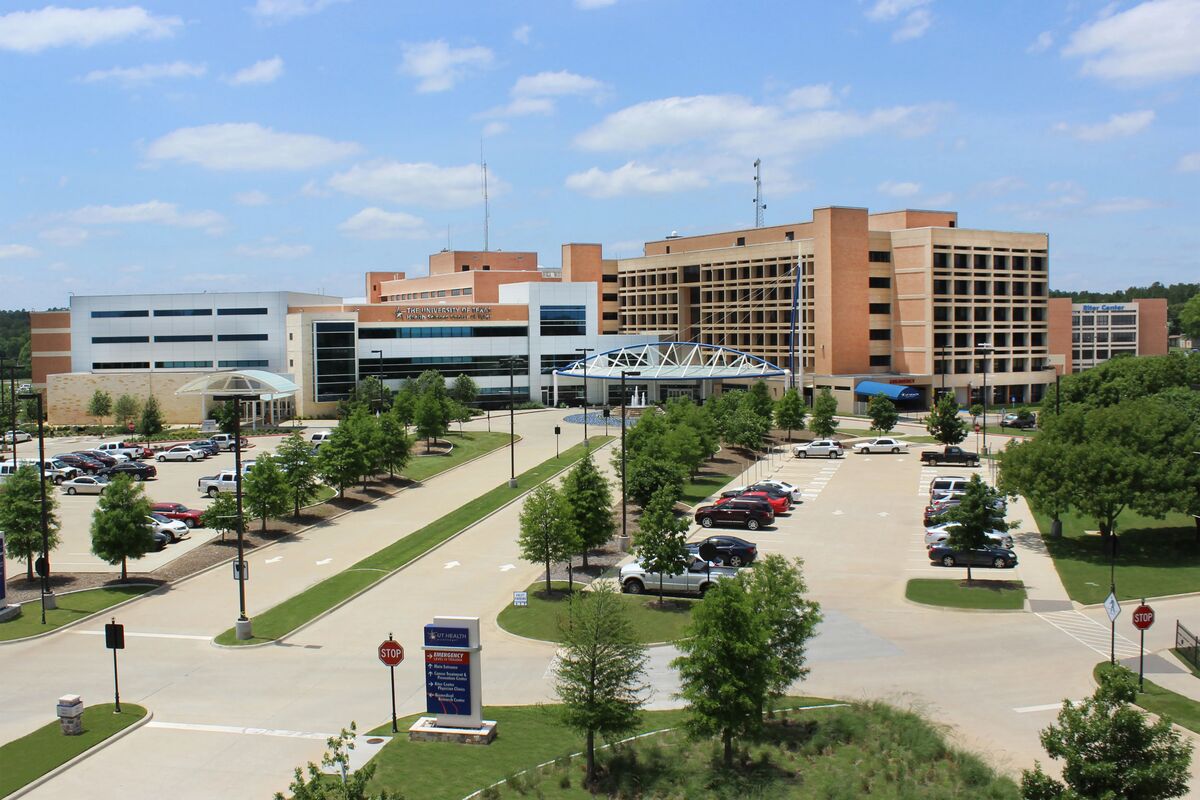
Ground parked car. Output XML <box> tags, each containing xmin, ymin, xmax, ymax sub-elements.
<box><xmin>147</xmin><ymin>528</ymin><xmax>170</xmax><ymax>551</ymax></box>
<box><xmin>695</xmin><ymin>499</ymin><xmax>774</xmax><ymax>531</ymax></box>
<box><xmin>96</xmin><ymin>441</ymin><xmax>145</xmax><ymax>460</ymax></box>
<box><xmin>53</xmin><ymin>453</ymin><xmax>101</xmax><ymax>474</ymax></box>
<box><xmin>924</xmin><ymin>496</ymin><xmax>1008</xmax><ymax>527</ymax></box>
<box><xmin>146</xmin><ymin>513</ymin><xmax>190</xmax><ymax>543</ymax></box>
<box><xmin>793</xmin><ymin>439</ymin><xmax>844</xmax><ymax>458</ymax></box>
<box><xmin>198</xmin><ymin>470</ymin><xmax>239</xmax><ymax>496</ymax></box>
<box><xmin>158</xmin><ymin>445</ymin><xmax>202</xmax><ymax>462</ymax></box>
<box><xmin>920</xmin><ymin>446</ymin><xmax>980</xmax><ymax>466</ymax></box>
<box><xmin>209</xmin><ymin>433</ymin><xmax>248</xmax><ymax>451</ymax></box>
<box><xmin>60</xmin><ymin>475</ymin><xmax>110</xmax><ymax>495</ymax></box>
<box><xmin>1000</xmin><ymin>412</ymin><xmax>1037</xmax><ymax>430</ymax></box>
<box><xmin>309</xmin><ymin>431</ymin><xmax>333</xmax><ymax>448</ymax></box>
<box><xmin>189</xmin><ymin>440</ymin><xmax>220</xmax><ymax>457</ymax></box>
<box><xmin>78</xmin><ymin>449</ymin><xmax>119</xmax><ymax>467</ymax></box>
<box><xmin>151</xmin><ymin>502</ymin><xmax>204</xmax><ymax>528</ymax></box>
<box><xmin>754</xmin><ymin>478</ymin><xmax>804</xmax><ymax>503</ymax></box>
<box><xmin>924</xmin><ymin>522</ymin><xmax>1013</xmax><ymax>549</ymax></box>
<box><xmin>717</xmin><ymin>489</ymin><xmax>789</xmax><ymax>514</ymax></box>
<box><xmin>693</xmin><ymin>535</ymin><xmax>758</xmax><ymax>568</ymax></box>
<box><xmin>2</xmin><ymin>430</ymin><xmax>32</xmax><ymax>444</ymax></box>
<box><xmin>853</xmin><ymin>438</ymin><xmax>908</xmax><ymax>454</ymax></box>
<box><xmin>619</xmin><ymin>555</ymin><xmax>737</xmax><ymax>597</ymax></box>
<box><xmin>100</xmin><ymin>461</ymin><xmax>158</xmax><ymax>481</ymax></box>
<box><xmin>928</xmin><ymin>476</ymin><xmax>969</xmax><ymax>498</ymax></box>
<box><xmin>928</xmin><ymin>544</ymin><xmax>1018</xmax><ymax>569</ymax></box>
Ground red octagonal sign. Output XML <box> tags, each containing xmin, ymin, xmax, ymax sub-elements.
<box><xmin>1132</xmin><ymin>604</ymin><xmax>1155</xmax><ymax>631</ymax></box>
<box><xmin>378</xmin><ymin>639</ymin><xmax>404</xmax><ymax>667</ymax></box>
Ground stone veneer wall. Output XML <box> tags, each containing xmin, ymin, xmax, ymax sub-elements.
<box><xmin>47</xmin><ymin>371</ymin><xmax>207</xmax><ymax>426</ymax></box>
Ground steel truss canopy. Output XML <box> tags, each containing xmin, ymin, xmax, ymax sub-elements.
<box><xmin>553</xmin><ymin>342</ymin><xmax>786</xmax><ymax>382</ymax></box>
<box><xmin>175</xmin><ymin>370</ymin><xmax>299</xmax><ymax>401</ymax></box>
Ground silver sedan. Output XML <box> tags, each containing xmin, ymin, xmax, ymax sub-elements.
<box><xmin>157</xmin><ymin>445</ymin><xmax>202</xmax><ymax>463</ymax></box>
<box><xmin>60</xmin><ymin>475</ymin><xmax>110</xmax><ymax>495</ymax></box>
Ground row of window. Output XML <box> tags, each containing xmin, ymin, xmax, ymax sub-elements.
<box><xmin>90</xmin><ymin>307</ymin><xmax>268</xmax><ymax>318</ymax></box>
<box><xmin>933</xmin><ymin>332</ymin><xmax>1048</xmax><ymax>348</ymax></box>
<box><xmin>1075</xmin><ymin>348</ymin><xmax>1137</xmax><ymax>361</ymax></box>
<box><xmin>935</xmin><ymin>358</ymin><xmax>1038</xmax><ymax>375</ymax></box>
<box><xmin>389</xmin><ymin>287</ymin><xmax>475</xmax><ymax>301</ymax></box>
<box><xmin>358</xmin><ymin>326</ymin><xmax>527</xmax><ymax>339</ymax></box>
<box><xmin>932</xmin><ymin>253</ymin><xmax>1046</xmax><ymax>270</ymax></box>
<box><xmin>539</xmin><ymin>305</ymin><xmax>587</xmax><ymax>337</ymax></box>
<box><xmin>1073</xmin><ymin>314</ymin><xmax>1137</xmax><ymax>327</ymax></box>
<box><xmin>91</xmin><ymin>333</ymin><xmax>270</xmax><ymax>343</ymax></box>
<box><xmin>934</xmin><ymin>306</ymin><xmax>1047</xmax><ymax>322</ymax></box>
<box><xmin>357</xmin><ymin>355</ymin><xmax>530</xmax><ymax>382</ymax></box>
<box><xmin>933</xmin><ymin>279</ymin><xmax>1047</xmax><ymax>297</ymax></box>
<box><xmin>91</xmin><ymin>359</ymin><xmax>268</xmax><ymax>370</ymax></box>
<box><xmin>1073</xmin><ymin>331</ymin><xmax>1136</xmax><ymax>344</ymax></box>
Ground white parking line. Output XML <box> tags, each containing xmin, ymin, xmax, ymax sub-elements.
<box><xmin>146</xmin><ymin>721</ymin><xmax>334</xmax><ymax>739</ymax></box>
<box><xmin>1013</xmin><ymin>702</ymin><xmax>1076</xmax><ymax>714</ymax></box>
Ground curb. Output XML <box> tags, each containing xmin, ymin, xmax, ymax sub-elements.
<box><xmin>1079</xmin><ymin>588</ymin><xmax>1200</xmax><ymax>609</ymax></box>
<box><xmin>2</xmin><ymin>707</ymin><xmax>153</xmax><ymax>800</ymax></box>
<box><xmin>217</xmin><ymin>437</ymin><xmax>612</xmax><ymax>649</ymax></box>
<box><xmin>0</xmin><ymin>584</ymin><xmax>162</xmax><ymax>647</ymax></box>
<box><xmin>901</xmin><ymin>579</ymin><xmax>1028</xmax><ymax>614</ymax></box>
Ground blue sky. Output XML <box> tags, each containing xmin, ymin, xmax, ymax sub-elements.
<box><xmin>1</xmin><ymin>0</ymin><xmax>1197</xmax><ymax>309</ymax></box>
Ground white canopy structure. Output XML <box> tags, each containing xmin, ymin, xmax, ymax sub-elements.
<box><xmin>175</xmin><ymin>369</ymin><xmax>299</xmax><ymax>426</ymax></box>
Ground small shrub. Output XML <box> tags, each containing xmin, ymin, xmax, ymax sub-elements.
<box><xmin>558</xmin><ymin>773</ymin><xmax>571</xmax><ymax>789</ymax></box>
<box><xmin>481</xmin><ymin>786</ymin><xmax>500</xmax><ymax>800</ymax></box>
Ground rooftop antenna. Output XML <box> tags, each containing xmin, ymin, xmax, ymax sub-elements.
<box><xmin>753</xmin><ymin>158</ymin><xmax>766</xmax><ymax>228</ymax></box>
<box><xmin>481</xmin><ymin>140</ymin><xmax>490</xmax><ymax>252</ymax></box>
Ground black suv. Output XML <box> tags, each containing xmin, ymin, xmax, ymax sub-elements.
<box><xmin>691</xmin><ymin>535</ymin><xmax>759</xmax><ymax>567</ymax></box>
<box><xmin>694</xmin><ymin>499</ymin><xmax>773</xmax><ymax>531</ymax></box>
<box><xmin>101</xmin><ymin>461</ymin><xmax>158</xmax><ymax>481</ymax></box>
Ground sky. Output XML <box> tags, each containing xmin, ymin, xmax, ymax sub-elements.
<box><xmin>0</xmin><ymin>0</ymin><xmax>1198</xmax><ymax>310</ymax></box>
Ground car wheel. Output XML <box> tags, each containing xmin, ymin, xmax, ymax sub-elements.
<box><xmin>134</xmin><ymin>473</ymin><xmax>143</xmax><ymax>481</ymax></box>
<box><xmin>698</xmin><ymin>583</ymin><xmax>710</xmax><ymax>597</ymax></box>
<box><xmin>66</xmin><ymin>487</ymin><xmax>76</xmax><ymax>495</ymax></box>
<box><xmin>746</xmin><ymin>518</ymin><xmax>760</xmax><ymax>531</ymax></box>
<box><xmin>183</xmin><ymin>518</ymin><xmax>196</xmax><ymax>529</ymax></box>
<box><xmin>623</xmin><ymin>579</ymin><xmax>644</xmax><ymax>595</ymax></box>
<box><xmin>799</xmin><ymin>451</ymin><xmax>807</xmax><ymax>458</ymax></box>
<box><xmin>892</xmin><ymin>447</ymin><xmax>900</xmax><ymax>454</ymax></box>
<box><xmin>942</xmin><ymin>555</ymin><xmax>956</xmax><ymax>567</ymax></box>
<box><xmin>700</xmin><ymin>516</ymin><xmax>714</xmax><ymax>528</ymax></box>
<box><xmin>728</xmin><ymin>555</ymin><xmax>744</xmax><ymax>568</ymax></box>
<box><xmin>993</xmin><ymin>557</ymin><xmax>1006</xmax><ymax>569</ymax></box>
<box><xmin>157</xmin><ymin>456</ymin><xmax>165</xmax><ymax>462</ymax></box>
<box><xmin>186</xmin><ymin>455</ymin><xmax>194</xmax><ymax>462</ymax></box>
<box><xmin>207</xmin><ymin>487</ymin><xmax>219</xmax><ymax>498</ymax></box>
<box><xmin>53</xmin><ymin>476</ymin><xmax>63</xmax><ymax>485</ymax></box>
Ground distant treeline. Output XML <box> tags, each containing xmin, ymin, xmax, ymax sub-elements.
<box><xmin>1049</xmin><ymin>282</ymin><xmax>1199</xmax><ymax>334</ymax></box>
<box><xmin>0</xmin><ymin>310</ymin><xmax>31</xmax><ymax>375</ymax></box>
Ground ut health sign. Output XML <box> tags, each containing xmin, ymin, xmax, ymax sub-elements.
<box><xmin>423</xmin><ymin>616</ymin><xmax>483</xmax><ymax>728</ymax></box>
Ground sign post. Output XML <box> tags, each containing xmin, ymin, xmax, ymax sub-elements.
<box><xmin>1132</xmin><ymin>600</ymin><xmax>1155</xmax><ymax>691</ymax></box>
<box><xmin>104</xmin><ymin>617</ymin><xmax>125</xmax><ymax>712</ymax></box>
<box><xmin>1104</xmin><ymin>591</ymin><xmax>1121</xmax><ymax>664</ymax></box>
<box><xmin>378</xmin><ymin>635</ymin><xmax>405</xmax><ymax>733</ymax></box>
<box><xmin>554</xmin><ymin>426</ymin><xmax>561</xmax><ymax>458</ymax></box>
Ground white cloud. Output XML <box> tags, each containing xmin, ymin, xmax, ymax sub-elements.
<box><xmin>481</xmin><ymin>70</ymin><xmax>606</xmax><ymax>118</ymax></box>
<box><xmin>973</xmin><ymin>176</ymin><xmax>1026</xmax><ymax>196</ymax></box>
<box><xmin>1088</xmin><ymin>196</ymin><xmax>1158</xmax><ymax>214</ymax></box>
<box><xmin>878</xmin><ymin>180</ymin><xmax>921</xmax><ymax>197</ymax></box>
<box><xmin>920</xmin><ymin>191</ymin><xmax>955</xmax><ymax>207</ymax></box>
<box><xmin>328</xmin><ymin>160</ymin><xmax>500</xmax><ymax>208</ymax></box>
<box><xmin>234</xmin><ymin>242</ymin><xmax>312</xmax><ymax>258</ymax></box>
<box><xmin>482</xmin><ymin>121</ymin><xmax>509</xmax><ymax>137</ymax></box>
<box><xmin>1027</xmin><ymin>31</ymin><xmax>1053</xmax><ymax>53</ymax></box>
<box><xmin>228</xmin><ymin>56</ymin><xmax>284</xmax><ymax>86</ymax></box>
<box><xmin>1052</xmin><ymin>110</ymin><xmax>1155</xmax><ymax>141</ymax></box>
<box><xmin>338</xmin><ymin>208</ymin><xmax>431</xmax><ymax>240</ymax></box>
<box><xmin>0</xmin><ymin>5</ymin><xmax>180</xmax><ymax>53</ymax></box>
<box><xmin>893</xmin><ymin>8</ymin><xmax>932</xmax><ymax>41</ymax></box>
<box><xmin>785</xmin><ymin>84</ymin><xmax>834</xmax><ymax>110</ymax></box>
<box><xmin>565</xmin><ymin>162</ymin><xmax>708</xmax><ymax>198</ymax></box>
<box><xmin>866</xmin><ymin>0</ymin><xmax>933</xmax><ymax>41</ymax></box>
<box><xmin>64</xmin><ymin>200</ymin><xmax>227</xmax><ymax>233</ymax></box>
<box><xmin>576</xmin><ymin>0</ymin><xmax>617</xmax><ymax>7</ymax></box>
<box><xmin>0</xmin><ymin>244</ymin><xmax>38</xmax><ymax>259</ymax></box>
<box><xmin>83</xmin><ymin>61</ymin><xmax>206</xmax><ymax>86</ymax></box>
<box><xmin>1064</xmin><ymin>0</ymin><xmax>1200</xmax><ymax>84</ymax></box>
<box><xmin>250</xmin><ymin>0</ymin><xmax>346</xmax><ymax>21</ymax></box>
<box><xmin>146</xmin><ymin>123</ymin><xmax>361</xmax><ymax>170</ymax></box>
<box><xmin>1178</xmin><ymin>152</ymin><xmax>1200</xmax><ymax>172</ymax></box>
<box><xmin>399</xmin><ymin>40</ymin><xmax>493</xmax><ymax>93</ymax></box>
<box><xmin>301</xmin><ymin>180</ymin><xmax>330</xmax><ymax>198</ymax></box>
<box><xmin>512</xmin><ymin>23</ymin><xmax>531</xmax><ymax>44</ymax></box>
<box><xmin>234</xmin><ymin>190</ymin><xmax>270</xmax><ymax>206</ymax></box>
<box><xmin>38</xmin><ymin>227</ymin><xmax>89</xmax><ymax>246</ymax></box>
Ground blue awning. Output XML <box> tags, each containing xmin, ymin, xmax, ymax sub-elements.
<box><xmin>855</xmin><ymin>380</ymin><xmax>921</xmax><ymax>400</ymax></box>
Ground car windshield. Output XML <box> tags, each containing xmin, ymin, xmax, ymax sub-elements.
<box><xmin>150</xmin><ymin>514</ymin><xmax>170</xmax><ymax>522</ymax></box>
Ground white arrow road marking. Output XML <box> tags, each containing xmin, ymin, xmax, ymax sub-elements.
<box><xmin>1014</xmin><ymin>702</ymin><xmax>1076</xmax><ymax>714</ymax></box>
<box><xmin>315</xmin><ymin>558</ymin><xmax>333</xmax><ymax>566</ymax></box>
<box><xmin>444</xmin><ymin>560</ymin><xmax>461</xmax><ymax>569</ymax></box>
<box><xmin>265</xmin><ymin>557</ymin><xmax>283</xmax><ymax>564</ymax></box>
<box><xmin>146</xmin><ymin>721</ymin><xmax>334</xmax><ymax>739</ymax></box>
<box><xmin>499</xmin><ymin>564</ymin><xmax>515</xmax><ymax>572</ymax></box>
<box><xmin>832</xmin><ymin>510</ymin><xmax>844</xmax><ymax>515</ymax></box>
<box><xmin>877</xmin><ymin>511</ymin><xmax>889</xmax><ymax>517</ymax></box>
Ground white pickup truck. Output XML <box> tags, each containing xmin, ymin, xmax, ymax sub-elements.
<box><xmin>619</xmin><ymin>555</ymin><xmax>738</xmax><ymax>597</ymax></box>
<box><xmin>95</xmin><ymin>441</ymin><xmax>142</xmax><ymax>461</ymax></box>
<box><xmin>198</xmin><ymin>470</ymin><xmax>239</xmax><ymax>497</ymax></box>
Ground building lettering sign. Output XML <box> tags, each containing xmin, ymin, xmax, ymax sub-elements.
<box><xmin>424</xmin><ymin>625</ymin><xmax>470</xmax><ymax>648</ymax></box>
<box><xmin>888</xmin><ymin>378</ymin><xmax>916</xmax><ymax>385</ymax></box>
<box><xmin>425</xmin><ymin>649</ymin><xmax>472</xmax><ymax>715</ymax></box>
<box><xmin>1081</xmin><ymin>303</ymin><xmax>1130</xmax><ymax>312</ymax></box>
<box><xmin>395</xmin><ymin>305</ymin><xmax>492</xmax><ymax>321</ymax></box>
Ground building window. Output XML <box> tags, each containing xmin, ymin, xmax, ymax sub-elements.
<box><xmin>603</xmin><ymin>311</ymin><xmax>619</xmax><ymax>321</ymax></box>
<box><xmin>785</xmin><ymin>231</ymin><xmax>794</xmax><ymax>241</ymax></box>
<box><xmin>91</xmin><ymin>336</ymin><xmax>149</xmax><ymax>344</ymax></box>
<box><xmin>313</xmin><ymin>321</ymin><xmax>357</xmax><ymax>402</ymax></box>
<box><xmin>463</xmin><ymin>287</ymin><xmax>472</xmax><ymax>295</ymax></box>
<box><xmin>437</xmin><ymin>290</ymin><xmax>447</xmax><ymax>297</ymax></box>
<box><xmin>954</xmin><ymin>253</ymin><xmax>969</xmax><ymax>269</ymax></box>
<box><xmin>90</xmin><ymin>310</ymin><xmax>148</xmax><ymax>318</ymax></box>
<box><xmin>218</xmin><ymin>359</ymin><xmax>269</xmax><ymax>368</ymax></box>
<box><xmin>216</xmin><ymin>307</ymin><xmax>268</xmax><ymax>316</ymax></box>
<box><xmin>933</xmin><ymin>252</ymin><xmax>949</xmax><ymax>269</ymax></box>
<box><xmin>868</xmin><ymin>329</ymin><xmax>891</xmax><ymax>341</ymax></box>
<box><xmin>154</xmin><ymin>335</ymin><xmax>213</xmax><ymax>343</ymax></box>
<box><xmin>154</xmin><ymin>308</ymin><xmax>212</xmax><ymax>317</ymax></box>
<box><xmin>217</xmin><ymin>333</ymin><xmax>269</xmax><ymax>342</ymax></box>
<box><xmin>364</xmin><ymin>354</ymin><xmax>529</xmax><ymax>381</ymax></box>
<box><xmin>450</xmin><ymin>288</ymin><xmax>462</xmax><ymax>296</ymax></box>
<box><xmin>155</xmin><ymin>360</ymin><xmax>212</xmax><ymax>369</ymax></box>
<box><xmin>1031</xmin><ymin>256</ymin><xmax>1046</xmax><ymax>270</ymax></box>
<box><xmin>868</xmin><ymin>277</ymin><xmax>891</xmax><ymax>289</ymax></box>
<box><xmin>973</xmin><ymin>307</ymin><xmax>990</xmax><ymax>321</ymax></box>
<box><xmin>933</xmin><ymin>280</ymin><xmax>949</xmax><ymax>296</ymax></box>
<box><xmin>603</xmin><ymin>293</ymin><xmax>618</xmax><ymax>302</ymax></box>
<box><xmin>1111</xmin><ymin>314</ymin><xmax>1136</xmax><ymax>326</ymax></box>
<box><xmin>358</xmin><ymin>325</ymin><xmax>528</xmax><ymax>339</ymax></box>
<box><xmin>974</xmin><ymin>254</ymin><xmax>989</xmax><ymax>268</ymax></box>
<box><xmin>868</xmin><ymin>251</ymin><xmax>892</xmax><ymax>263</ymax></box>
<box><xmin>868</xmin><ymin>355</ymin><xmax>891</xmax><ymax>367</ymax></box>
<box><xmin>92</xmin><ymin>361</ymin><xmax>149</xmax><ymax>370</ymax></box>
<box><xmin>736</xmin><ymin>236</ymin><xmax>746</xmax><ymax>246</ymax></box>
<box><xmin>539</xmin><ymin>305</ymin><xmax>587</xmax><ymax>336</ymax></box>
<box><xmin>868</xmin><ymin>303</ymin><xmax>891</xmax><ymax>315</ymax></box>
<box><xmin>933</xmin><ymin>306</ymin><xmax>949</xmax><ymax>322</ymax></box>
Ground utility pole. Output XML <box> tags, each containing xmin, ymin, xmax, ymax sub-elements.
<box><xmin>752</xmin><ymin>158</ymin><xmax>766</xmax><ymax>228</ymax></box>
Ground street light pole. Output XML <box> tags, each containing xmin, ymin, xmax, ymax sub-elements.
<box><xmin>620</xmin><ymin>370</ymin><xmax>641</xmax><ymax>544</ymax></box>
<box><xmin>575</xmin><ymin>347</ymin><xmax>593</xmax><ymax>448</ymax></box>
<box><xmin>501</xmin><ymin>357</ymin><xmax>518</xmax><ymax>488</ymax></box>
<box><xmin>231</xmin><ymin>401</ymin><xmax>252</xmax><ymax>640</ymax></box>
<box><xmin>976</xmin><ymin>342</ymin><xmax>992</xmax><ymax>462</ymax></box>
<box><xmin>370</xmin><ymin>349</ymin><xmax>383</xmax><ymax>415</ymax></box>
<box><xmin>17</xmin><ymin>391</ymin><xmax>52</xmax><ymax>622</ymax></box>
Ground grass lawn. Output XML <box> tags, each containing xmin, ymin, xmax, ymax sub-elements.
<box><xmin>361</xmin><ymin>698</ymin><xmax>836</xmax><ymax>800</ymax></box>
<box><xmin>679</xmin><ymin>470</ymin><xmax>737</xmax><ymax>506</ymax></box>
<box><xmin>498</xmin><ymin>581</ymin><xmax>695</xmax><ymax>644</ymax></box>
<box><xmin>216</xmin><ymin>437</ymin><xmax>610</xmax><ymax>645</ymax></box>
<box><xmin>901</xmin><ymin>435</ymin><xmax>941</xmax><ymax>444</ymax></box>
<box><xmin>0</xmin><ymin>703</ymin><xmax>146</xmax><ymax>797</ymax></box>
<box><xmin>1032</xmin><ymin>508</ymin><xmax>1200</xmax><ymax>604</ymax></box>
<box><xmin>834</xmin><ymin>427</ymin><xmax>876</xmax><ymax>438</ymax></box>
<box><xmin>0</xmin><ymin>586</ymin><xmax>155</xmax><ymax>642</ymax></box>
<box><xmin>402</xmin><ymin>431</ymin><xmax>511</xmax><ymax>483</ymax></box>
<box><xmin>905</xmin><ymin>578</ymin><xmax>1026</xmax><ymax>610</ymax></box>
<box><xmin>1094</xmin><ymin>663</ymin><xmax>1200</xmax><ymax>735</ymax></box>
<box><xmin>1170</xmin><ymin>648</ymin><xmax>1200</xmax><ymax>679</ymax></box>
<box><xmin>311</xmin><ymin>484</ymin><xmax>337</xmax><ymax>504</ymax></box>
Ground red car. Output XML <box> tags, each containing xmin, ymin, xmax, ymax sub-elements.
<box><xmin>119</xmin><ymin>442</ymin><xmax>155</xmax><ymax>460</ymax></box>
<box><xmin>151</xmin><ymin>502</ymin><xmax>204</xmax><ymax>529</ymax></box>
<box><xmin>716</xmin><ymin>490</ymin><xmax>790</xmax><ymax>514</ymax></box>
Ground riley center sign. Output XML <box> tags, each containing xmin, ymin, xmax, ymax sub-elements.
<box><xmin>395</xmin><ymin>305</ymin><xmax>493</xmax><ymax>322</ymax></box>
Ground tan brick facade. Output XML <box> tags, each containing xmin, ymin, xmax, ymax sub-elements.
<box><xmin>48</xmin><ymin>371</ymin><xmax>206</xmax><ymax>425</ymax></box>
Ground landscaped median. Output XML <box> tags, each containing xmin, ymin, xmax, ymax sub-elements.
<box><xmin>0</xmin><ymin>703</ymin><xmax>147</xmax><ymax>797</ymax></box>
<box><xmin>498</xmin><ymin>580</ymin><xmax>695</xmax><ymax>644</ymax></box>
<box><xmin>215</xmin><ymin>436</ymin><xmax>611</xmax><ymax>645</ymax></box>
<box><xmin>0</xmin><ymin>586</ymin><xmax>156</xmax><ymax>642</ymax></box>
<box><xmin>1094</xmin><ymin>662</ymin><xmax>1200</xmax><ymax>735</ymax></box>
<box><xmin>905</xmin><ymin>578</ymin><xmax>1027</xmax><ymax>610</ymax></box>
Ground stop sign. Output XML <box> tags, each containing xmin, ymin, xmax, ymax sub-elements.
<box><xmin>1132</xmin><ymin>604</ymin><xmax>1155</xmax><ymax>631</ymax></box>
<box><xmin>378</xmin><ymin>639</ymin><xmax>404</xmax><ymax>667</ymax></box>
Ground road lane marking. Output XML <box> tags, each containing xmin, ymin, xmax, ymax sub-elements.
<box><xmin>1036</xmin><ymin>610</ymin><xmax>1142</xmax><ymax>659</ymax></box>
<box><xmin>444</xmin><ymin>560</ymin><xmax>461</xmax><ymax>569</ymax></box>
<box><xmin>499</xmin><ymin>564</ymin><xmax>515</xmax><ymax>572</ymax></box>
<box><xmin>315</xmin><ymin>558</ymin><xmax>333</xmax><ymax>565</ymax></box>
<box><xmin>265</xmin><ymin>556</ymin><xmax>283</xmax><ymax>564</ymax></box>
<box><xmin>73</xmin><ymin>630</ymin><xmax>211</xmax><ymax>641</ymax></box>
<box><xmin>1014</xmin><ymin>702</ymin><xmax>1077</xmax><ymax>714</ymax></box>
<box><xmin>146</xmin><ymin>721</ymin><xmax>334</xmax><ymax>739</ymax></box>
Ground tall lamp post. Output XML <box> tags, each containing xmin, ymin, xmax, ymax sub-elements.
<box><xmin>501</xmin><ymin>357</ymin><xmax>519</xmax><ymax>488</ymax></box>
<box><xmin>1041</xmin><ymin>361</ymin><xmax>1064</xmax><ymax>538</ymax></box>
<box><xmin>619</xmin><ymin>369</ymin><xmax>641</xmax><ymax>544</ymax></box>
<box><xmin>370</xmin><ymin>349</ymin><xmax>383</xmax><ymax>414</ymax></box>
<box><xmin>575</xmin><ymin>347</ymin><xmax>593</xmax><ymax>448</ymax></box>
<box><xmin>17</xmin><ymin>391</ymin><xmax>54</xmax><ymax>622</ymax></box>
<box><xmin>975</xmin><ymin>342</ymin><xmax>992</xmax><ymax>462</ymax></box>
<box><xmin>937</xmin><ymin>346</ymin><xmax>950</xmax><ymax>400</ymax></box>
<box><xmin>230</xmin><ymin>400</ymin><xmax>252</xmax><ymax>640</ymax></box>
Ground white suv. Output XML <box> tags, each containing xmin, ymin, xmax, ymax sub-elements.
<box><xmin>793</xmin><ymin>439</ymin><xmax>844</xmax><ymax>458</ymax></box>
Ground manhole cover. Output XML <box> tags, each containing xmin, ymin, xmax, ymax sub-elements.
<box><xmin>366</xmin><ymin>737</ymin><xmax>385</xmax><ymax>744</ymax></box>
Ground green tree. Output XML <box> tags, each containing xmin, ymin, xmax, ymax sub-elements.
<box><xmin>1177</xmin><ymin>293</ymin><xmax>1200</xmax><ymax>342</ymax></box>
<box><xmin>447</xmin><ymin>399</ymin><xmax>472</xmax><ymax>434</ymax></box>
<box><xmin>664</xmin><ymin>397</ymin><xmax>719</xmax><ymax>461</ymax></box>
<box><xmin>561</xmin><ymin>453</ymin><xmax>615</xmax><ymax>569</ymax></box>
<box><xmin>624</xmin><ymin>451</ymin><xmax>685</xmax><ymax>509</ymax></box>
<box><xmin>342</xmin><ymin>375</ymin><xmax>393</xmax><ymax>416</ymax></box>
<box><xmin>942</xmin><ymin>475</ymin><xmax>1012</xmax><ymax>582</ymax></box>
<box><xmin>449</xmin><ymin>373</ymin><xmax>479</xmax><ymax>407</ymax></box>
<box><xmin>999</xmin><ymin>431</ymin><xmax>1075</xmax><ymax>538</ymax></box>
<box><xmin>969</xmin><ymin>403</ymin><xmax>984</xmax><ymax>424</ymax></box>
<box><xmin>377</xmin><ymin>404</ymin><xmax>412</xmax><ymax>479</ymax></box>
<box><xmin>90</xmin><ymin>474</ymin><xmax>154</xmax><ymax>580</ymax></box>
<box><xmin>743</xmin><ymin>555</ymin><xmax>822</xmax><ymax>715</ymax></box>
<box><xmin>704</xmin><ymin>391</ymin><xmax>745</xmax><ymax>441</ymax></box>
<box><xmin>274</xmin><ymin>723</ymin><xmax>399</xmax><ymax>800</ymax></box>
<box><xmin>86</xmin><ymin>390</ymin><xmax>112</xmax><ymax>427</ymax></box>
<box><xmin>554</xmin><ymin>581</ymin><xmax>648</xmax><ymax>789</ymax></box>
<box><xmin>316</xmin><ymin>423</ymin><xmax>367</xmax><ymax>498</ymax></box>
<box><xmin>273</xmin><ymin>432</ymin><xmax>321</xmax><ymax>517</ymax></box>
<box><xmin>0</xmin><ymin>464</ymin><xmax>61</xmax><ymax>579</ymax></box>
<box><xmin>243</xmin><ymin>457</ymin><xmax>290</xmax><ymax>532</ymax></box>
<box><xmin>210</xmin><ymin>399</ymin><xmax>239</xmax><ymax>435</ymax></box>
<box><xmin>632</xmin><ymin>485</ymin><xmax>690</xmax><ymax>604</ymax></box>
<box><xmin>391</xmin><ymin>382</ymin><xmax>417</xmax><ymax>428</ymax></box>
<box><xmin>341</xmin><ymin>407</ymin><xmax>381</xmax><ymax>489</ymax></box>
<box><xmin>926</xmin><ymin>392</ymin><xmax>967</xmax><ymax>446</ymax></box>
<box><xmin>136</xmin><ymin>395</ymin><xmax>164</xmax><ymax>439</ymax></box>
<box><xmin>673</xmin><ymin>579</ymin><xmax>771</xmax><ymax>768</ymax></box>
<box><xmin>517</xmin><ymin>483</ymin><xmax>580</xmax><ymax>594</ymax></box>
<box><xmin>747</xmin><ymin>380</ymin><xmax>775</xmax><ymax>425</ymax></box>
<box><xmin>773</xmin><ymin>387</ymin><xmax>805</xmax><ymax>442</ymax></box>
<box><xmin>662</xmin><ymin>422</ymin><xmax>704</xmax><ymax>478</ymax></box>
<box><xmin>724</xmin><ymin>395</ymin><xmax>770</xmax><ymax>458</ymax></box>
<box><xmin>413</xmin><ymin>391</ymin><xmax>448</xmax><ymax>449</ymax></box>
<box><xmin>199</xmin><ymin>491</ymin><xmax>239</xmax><ymax>541</ymax></box>
<box><xmin>809</xmin><ymin>387</ymin><xmax>839</xmax><ymax>438</ymax></box>
<box><xmin>1022</xmin><ymin>665</ymin><xmax>1192</xmax><ymax>800</ymax></box>
<box><xmin>112</xmin><ymin>394</ymin><xmax>141</xmax><ymax>431</ymax></box>
<box><xmin>867</xmin><ymin>393</ymin><xmax>899</xmax><ymax>434</ymax></box>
